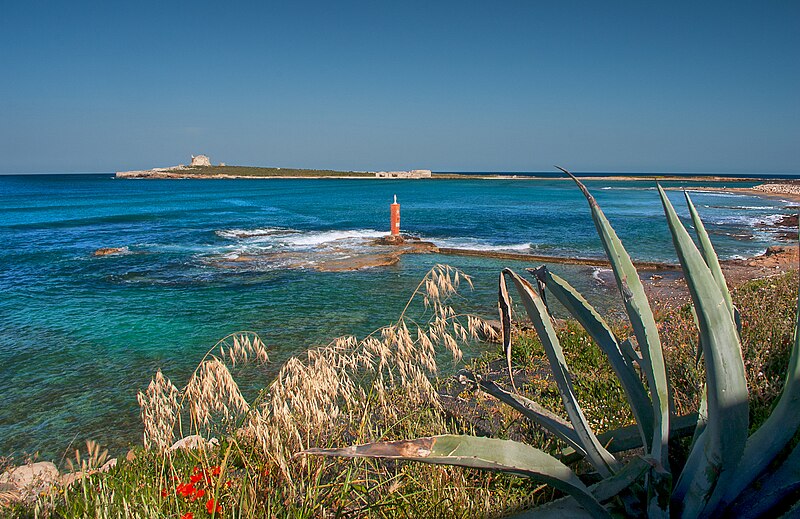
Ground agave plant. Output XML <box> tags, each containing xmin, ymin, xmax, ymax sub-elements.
<box><xmin>305</xmin><ymin>169</ymin><xmax>800</xmax><ymax>518</ymax></box>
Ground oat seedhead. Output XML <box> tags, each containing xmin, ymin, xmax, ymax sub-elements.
<box><xmin>66</xmin><ymin>440</ymin><xmax>109</xmax><ymax>473</ymax></box>
<box><xmin>139</xmin><ymin>264</ymin><xmax>496</xmax><ymax>497</ymax></box>
<box><xmin>184</xmin><ymin>358</ymin><xmax>250</xmax><ymax>429</ymax></box>
<box><xmin>137</xmin><ymin>370</ymin><xmax>180</xmax><ymax>450</ymax></box>
<box><xmin>240</xmin><ymin>264</ymin><xmax>494</xmax><ymax>478</ymax></box>
<box><xmin>138</xmin><ymin>332</ymin><xmax>267</xmax><ymax>450</ymax></box>
<box><xmin>216</xmin><ymin>332</ymin><xmax>269</xmax><ymax>367</ymax></box>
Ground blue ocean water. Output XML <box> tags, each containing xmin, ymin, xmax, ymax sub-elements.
<box><xmin>0</xmin><ymin>174</ymin><xmax>796</xmax><ymax>457</ymax></box>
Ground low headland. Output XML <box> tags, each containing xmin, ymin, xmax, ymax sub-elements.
<box><xmin>116</xmin><ymin>159</ymin><xmax>800</xmax><ymax>205</ymax></box>
<box><xmin>116</xmin><ymin>164</ymin><xmax>376</xmax><ymax>179</ymax></box>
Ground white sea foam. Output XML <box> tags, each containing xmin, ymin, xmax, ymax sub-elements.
<box><xmin>712</xmin><ymin>213</ymin><xmax>785</xmax><ymax>226</ymax></box>
<box><xmin>684</xmin><ymin>190</ymin><xmax>748</xmax><ymax>199</ymax></box>
<box><xmin>216</xmin><ymin>227</ymin><xmax>298</xmax><ymax>239</ymax></box>
<box><xmin>598</xmin><ymin>186</ymin><xmax>657</xmax><ymax>191</ymax></box>
<box><xmin>284</xmin><ymin>229</ymin><xmax>385</xmax><ymax>247</ymax></box>
<box><xmin>431</xmin><ymin>237</ymin><xmax>532</xmax><ymax>252</ymax></box>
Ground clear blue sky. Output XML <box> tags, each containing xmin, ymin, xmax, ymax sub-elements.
<box><xmin>1</xmin><ymin>1</ymin><xmax>798</xmax><ymax>174</ymax></box>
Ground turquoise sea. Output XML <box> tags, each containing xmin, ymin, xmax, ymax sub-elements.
<box><xmin>1</xmin><ymin>174</ymin><xmax>797</xmax><ymax>458</ymax></box>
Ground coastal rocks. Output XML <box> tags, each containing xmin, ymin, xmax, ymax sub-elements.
<box><xmin>371</xmin><ymin>235</ymin><xmax>437</xmax><ymax>249</ymax></box>
<box><xmin>755</xmin><ymin>212</ymin><xmax>799</xmax><ymax>241</ymax></box>
<box><xmin>373</xmin><ymin>235</ymin><xmax>406</xmax><ymax>245</ymax></box>
<box><xmin>775</xmin><ymin>214</ymin><xmax>799</xmax><ymax>228</ymax></box>
<box><xmin>752</xmin><ymin>182</ymin><xmax>800</xmax><ymax>197</ymax></box>
<box><xmin>722</xmin><ymin>244</ymin><xmax>799</xmax><ymax>286</ymax></box>
<box><xmin>94</xmin><ymin>247</ymin><xmax>127</xmax><ymax>256</ymax></box>
<box><xmin>0</xmin><ymin>461</ymin><xmax>60</xmax><ymax>502</ymax></box>
<box><xmin>0</xmin><ymin>457</ymin><xmax>121</xmax><ymax>505</ymax></box>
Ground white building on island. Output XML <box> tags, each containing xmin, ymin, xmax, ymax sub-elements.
<box><xmin>375</xmin><ymin>169</ymin><xmax>432</xmax><ymax>179</ymax></box>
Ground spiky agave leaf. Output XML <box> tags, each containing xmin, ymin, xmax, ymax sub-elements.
<box><xmin>683</xmin><ymin>191</ymin><xmax>739</xmax><ymax>332</ymax></box>
<box><xmin>558</xmin><ymin>167</ymin><xmax>671</xmax><ymax>477</ymax></box>
<box><xmin>726</xmin><ymin>434</ymin><xmax>800</xmax><ymax>519</ymax></box>
<box><xmin>304</xmin><ymin>435</ymin><xmax>612</xmax><ymax>519</ymax></box>
<box><xmin>717</xmin><ymin>224</ymin><xmax>800</xmax><ymax>510</ymax></box>
<box><xmin>473</xmin><ymin>376</ymin><xmax>585</xmax><ymax>455</ymax></box>
<box><xmin>535</xmin><ymin>267</ymin><xmax>654</xmax><ymax>451</ymax></box>
<box><xmin>503</xmin><ymin>268</ymin><xmax>621</xmax><ymax>477</ymax></box>
<box><xmin>513</xmin><ymin>457</ymin><xmax>654</xmax><ymax>518</ymax></box>
<box><xmin>657</xmin><ymin>185</ymin><xmax>748</xmax><ymax>517</ymax></box>
<box><xmin>499</xmin><ymin>271</ymin><xmax>516</xmax><ymax>390</ymax></box>
<box><xmin>559</xmin><ymin>167</ymin><xmax>671</xmax><ymax>517</ymax></box>
<box><xmin>558</xmin><ymin>413</ymin><xmax>699</xmax><ymax>465</ymax></box>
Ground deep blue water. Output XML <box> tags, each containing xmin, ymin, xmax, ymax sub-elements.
<box><xmin>0</xmin><ymin>174</ymin><xmax>796</xmax><ymax>458</ymax></box>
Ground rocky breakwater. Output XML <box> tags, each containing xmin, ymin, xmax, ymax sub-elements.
<box><xmin>752</xmin><ymin>181</ymin><xmax>800</xmax><ymax>197</ymax></box>
<box><xmin>315</xmin><ymin>235</ymin><xmax>438</xmax><ymax>271</ymax></box>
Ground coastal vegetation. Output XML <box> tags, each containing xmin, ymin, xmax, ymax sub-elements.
<box><xmin>117</xmin><ymin>165</ymin><xmax>375</xmax><ymax>179</ymax></box>
<box><xmin>180</xmin><ymin>165</ymin><xmax>374</xmax><ymax>178</ymax></box>
<box><xmin>305</xmin><ymin>174</ymin><xmax>800</xmax><ymax>517</ymax></box>
<box><xmin>2</xmin><ymin>181</ymin><xmax>799</xmax><ymax>517</ymax></box>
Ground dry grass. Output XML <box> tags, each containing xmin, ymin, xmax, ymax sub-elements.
<box><xmin>125</xmin><ymin>264</ymin><xmax>515</xmax><ymax>516</ymax></box>
<box><xmin>66</xmin><ymin>440</ymin><xmax>109</xmax><ymax>474</ymax></box>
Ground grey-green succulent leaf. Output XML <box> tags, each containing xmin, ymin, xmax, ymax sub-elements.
<box><xmin>540</xmin><ymin>270</ymin><xmax>654</xmax><ymax>450</ymax></box>
<box><xmin>475</xmin><ymin>377</ymin><xmax>584</xmax><ymax>455</ymax></box>
<box><xmin>503</xmin><ymin>268</ymin><xmax>621</xmax><ymax>477</ymax></box>
<box><xmin>560</xmin><ymin>168</ymin><xmax>671</xmax><ymax>492</ymax></box>
<box><xmin>726</xmin><ymin>436</ymin><xmax>800</xmax><ymax>519</ymax></box>
<box><xmin>559</xmin><ymin>413</ymin><xmax>699</xmax><ymax>466</ymax></box>
<box><xmin>499</xmin><ymin>271</ymin><xmax>516</xmax><ymax>390</ymax></box>
<box><xmin>619</xmin><ymin>337</ymin><xmax>642</xmax><ymax>368</ymax></box>
<box><xmin>684</xmin><ymin>190</ymin><xmax>737</xmax><ymax>327</ymax></box>
<box><xmin>657</xmin><ymin>185</ymin><xmax>749</xmax><ymax>517</ymax></box>
<box><xmin>512</xmin><ymin>456</ymin><xmax>654</xmax><ymax>518</ymax></box>
<box><xmin>304</xmin><ymin>435</ymin><xmax>611</xmax><ymax>519</ymax></box>
<box><xmin>718</xmin><ymin>252</ymin><xmax>800</xmax><ymax>509</ymax></box>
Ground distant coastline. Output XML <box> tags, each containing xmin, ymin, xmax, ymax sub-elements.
<box><xmin>116</xmin><ymin>164</ymin><xmax>796</xmax><ymax>182</ymax></box>
<box><xmin>115</xmin><ymin>164</ymin><xmax>375</xmax><ymax>179</ymax></box>
<box><xmin>115</xmin><ymin>164</ymin><xmax>800</xmax><ymax>202</ymax></box>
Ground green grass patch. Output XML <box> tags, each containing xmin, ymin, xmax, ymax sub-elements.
<box><xmin>180</xmin><ymin>165</ymin><xmax>374</xmax><ymax>177</ymax></box>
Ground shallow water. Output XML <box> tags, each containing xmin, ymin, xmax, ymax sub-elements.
<box><xmin>0</xmin><ymin>174</ymin><xmax>794</xmax><ymax>457</ymax></box>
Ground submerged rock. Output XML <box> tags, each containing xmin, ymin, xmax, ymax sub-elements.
<box><xmin>94</xmin><ymin>247</ymin><xmax>127</xmax><ymax>256</ymax></box>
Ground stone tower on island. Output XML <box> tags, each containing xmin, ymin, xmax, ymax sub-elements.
<box><xmin>190</xmin><ymin>154</ymin><xmax>211</xmax><ymax>167</ymax></box>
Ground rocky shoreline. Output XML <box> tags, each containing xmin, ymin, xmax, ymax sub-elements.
<box><xmin>668</xmin><ymin>181</ymin><xmax>800</xmax><ymax>204</ymax></box>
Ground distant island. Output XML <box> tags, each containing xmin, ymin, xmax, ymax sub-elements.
<box><xmin>116</xmin><ymin>154</ymin><xmax>432</xmax><ymax>179</ymax></box>
<box><xmin>115</xmin><ymin>155</ymin><xmax>800</xmax><ymax>203</ymax></box>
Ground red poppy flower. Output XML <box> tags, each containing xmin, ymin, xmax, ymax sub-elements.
<box><xmin>211</xmin><ymin>466</ymin><xmax>221</xmax><ymax>476</ymax></box>
<box><xmin>224</xmin><ymin>480</ymin><xmax>232</xmax><ymax>488</ymax></box>
<box><xmin>180</xmin><ymin>513</ymin><xmax>193</xmax><ymax>519</ymax></box>
<box><xmin>176</xmin><ymin>483</ymin><xmax>196</xmax><ymax>498</ymax></box>
<box><xmin>160</xmin><ymin>488</ymin><xmax>168</xmax><ymax>498</ymax></box>
<box><xmin>192</xmin><ymin>466</ymin><xmax>201</xmax><ymax>474</ymax></box>
<box><xmin>206</xmin><ymin>498</ymin><xmax>222</xmax><ymax>514</ymax></box>
<box><xmin>190</xmin><ymin>473</ymin><xmax>203</xmax><ymax>484</ymax></box>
